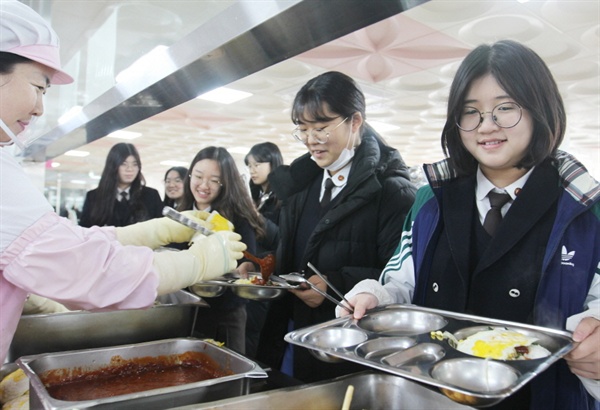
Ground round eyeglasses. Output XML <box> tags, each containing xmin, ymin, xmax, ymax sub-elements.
<box><xmin>190</xmin><ymin>174</ymin><xmax>222</xmax><ymax>189</ymax></box>
<box><xmin>292</xmin><ymin>116</ymin><xmax>349</xmax><ymax>144</ymax></box>
<box><xmin>456</xmin><ymin>102</ymin><xmax>523</xmax><ymax>132</ymax></box>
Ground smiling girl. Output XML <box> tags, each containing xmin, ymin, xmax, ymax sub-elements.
<box><xmin>341</xmin><ymin>40</ymin><xmax>600</xmax><ymax>410</ymax></box>
<box><xmin>257</xmin><ymin>71</ymin><xmax>417</xmax><ymax>381</ymax></box>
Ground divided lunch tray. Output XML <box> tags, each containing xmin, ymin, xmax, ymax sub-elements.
<box><xmin>284</xmin><ymin>304</ymin><xmax>574</xmax><ymax>407</ymax></box>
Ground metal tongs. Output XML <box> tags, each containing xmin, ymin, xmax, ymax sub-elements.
<box><xmin>278</xmin><ymin>263</ymin><xmax>354</xmax><ymax>314</ymax></box>
<box><xmin>162</xmin><ymin>206</ymin><xmax>213</xmax><ymax>236</ymax></box>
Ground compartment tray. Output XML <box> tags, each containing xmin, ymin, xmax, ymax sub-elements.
<box><xmin>284</xmin><ymin>304</ymin><xmax>573</xmax><ymax>407</ymax></box>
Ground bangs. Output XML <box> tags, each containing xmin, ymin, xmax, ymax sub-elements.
<box><xmin>291</xmin><ymin>91</ymin><xmax>336</xmax><ymax>125</ymax></box>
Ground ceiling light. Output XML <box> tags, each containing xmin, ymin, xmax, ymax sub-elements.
<box><xmin>50</xmin><ymin>162</ymin><xmax>60</xmax><ymax>168</ymax></box>
<box><xmin>107</xmin><ymin>130</ymin><xmax>142</xmax><ymax>140</ymax></box>
<box><xmin>70</xmin><ymin>180</ymin><xmax>87</xmax><ymax>185</ymax></box>
<box><xmin>369</xmin><ymin>121</ymin><xmax>400</xmax><ymax>133</ymax></box>
<box><xmin>64</xmin><ymin>150</ymin><xmax>90</xmax><ymax>157</ymax></box>
<box><xmin>160</xmin><ymin>160</ymin><xmax>190</xmax><ymax>167</ymax></box>
<box><xmin>197</xmin><ymin>87</ymin><xmax>252</xmax><ymax>104</ymax></box>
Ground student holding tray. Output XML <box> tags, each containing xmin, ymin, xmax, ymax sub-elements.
<box><xmin>340</xmin><ymin>40</ymin><xmax>599</xmax><ymax>409</ymax></box>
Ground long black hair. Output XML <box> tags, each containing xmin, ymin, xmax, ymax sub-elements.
<box><xmin>89</xmin><ymin>143</ymin><xmax>146</xmax><ymax>226</ymax></box>
<box><xmin>442</xmin><ymin>40</ymin><xmax>566</xmax><ymax>176</ymax></box>
<box><xmin>244</xmin><ymin>142</ymin><xmax>283</xmax><ymax>209</ymax></box>
<box><xmin>179</xmin><ymin>146</ymin><xmax>266</xmax><ymax>240</ymax></box>
<box><xmin>163</xmin><ymin>166</ymin><xmax>187</xmax><ymax>207</ymax></box>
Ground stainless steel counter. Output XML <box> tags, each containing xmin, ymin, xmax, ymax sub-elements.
<box><xmin>174</xmin><ymin>371</ymin><xmax>475</xmax><ymax>410</ymax></box>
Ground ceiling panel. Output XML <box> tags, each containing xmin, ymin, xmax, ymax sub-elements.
<box><xmin>19</xmin><ymin>0</ymin><xmax>598</xmax><ymax>204</ymax></box>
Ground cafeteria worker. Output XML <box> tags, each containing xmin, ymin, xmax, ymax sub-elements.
<box><xmin>0</xmin><ymin>0</ymin><xmax>246</xmax><ymax>365</ymax></box>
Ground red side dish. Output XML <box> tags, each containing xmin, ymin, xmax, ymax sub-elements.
<box><xmin>42</xmin><ymin>351</ymin><xmax>232</xmax><ymax>401</ymax></box>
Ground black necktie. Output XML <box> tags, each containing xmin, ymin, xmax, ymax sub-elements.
<box><xmin>321</xmin><ymin>178</ymin><xmax>335</xmax><ymax>208</ymax></box>
<box><xmin>483</xmin><ymin>191</ymin><xmax>511</xmax><ymax>236</ymax></box>
<box><xmin>120</xmin><ymin>191</ymin><xmax>129</xmax><ymax>203</ymax></box>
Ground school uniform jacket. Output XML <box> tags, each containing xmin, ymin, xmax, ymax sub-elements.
<box><xmin>80</xmin><ymin>186</ymin><xmax>163</xmax><ymax>227</ymax></box>
<box><xmin>270</xmin><ymin>133</ymin><xmax>417</xmax><ymax>381</ymax></box>
<box><xmin>379</xmin><ymin>150</ymin><xmax>600</xmax><ymax>410</ymax></box>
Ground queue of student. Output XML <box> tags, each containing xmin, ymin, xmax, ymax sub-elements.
<box><xmin>1</xmin><ymin>2</ymin><xmax>598</xmax><ymax>409</ymax></box>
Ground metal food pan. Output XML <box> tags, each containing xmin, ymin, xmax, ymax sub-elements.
<box><xmin>6</xmin><ymin>290</ymin><xmax>207</xmax><ymax>363</ymax></box>
<box><xmin>172</xmin><ymin>371</ymin><xmax>474</xmax><ymax>410</ymax></box>
<box><xmin>285</xmin><ymin>304</ymin><xmax>574</xmax><ymax>408</ymax></box>
<box><xmin>17</xmin><ymin>338</ymin><xmax>267</xmax><ymax>410</ymax></box>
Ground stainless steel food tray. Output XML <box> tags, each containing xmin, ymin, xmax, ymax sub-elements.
<box><xmin>17</xmin><ymin>338</ymin><xmax>267</xmax><ymax>410</ymax></box>
<box><xmin>6</xmin><ymin>290</ymin><xmax>207</xmax><ymax>363</ymax></box>
<box><xmin>284</xmin><ymin>304</ymin><xmax>574</xmax><ymax>407</ymax></box>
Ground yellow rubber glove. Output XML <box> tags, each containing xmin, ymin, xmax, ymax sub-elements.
<box><xmin>0</xmin><ymin>369</ymin><xmax>28</xmax><ymax>405</ymax></box>
<box><xmin>207</xmin><ymin>211</ymin><xmax>235</xmax><ymax>231</ymax></box>
<box><xmin>154</xmin><ymin>231</ymin><xmax>246</xmax><ymax>295</ymax></box>
<box><xmin>115</xmin><ymin>211</ymin><xmax>211</xmax><ymax>249</ymax></box>
<box><xmin>22</xmin><ymin>294</ymin><xmax>70</xmax><ymax>314</ymax></box>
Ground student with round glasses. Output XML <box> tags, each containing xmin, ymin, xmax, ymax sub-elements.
<box><xmin>176</xmin><ymin>146</ymin><xmax>266</xmax><ymax>354</ymax></box>
<box><xmin>163</xmin><ymin>166</ymin><xmax>187</xmax><ymax>209</ymax></box>
<box><xmin>256</xmin><ymin>71</ymin><xmax>417</xmax><ymax>382</ymax></box>
<box><xmin>340</xmin><ymin>40</ymin><xmax>599</xmax><ymax>410</ymax></box>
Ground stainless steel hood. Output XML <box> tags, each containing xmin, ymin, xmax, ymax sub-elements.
<box><xmin>25</xmin><ymin>0</ymin><xmax>427</xmax><ymax>162</ymax></box>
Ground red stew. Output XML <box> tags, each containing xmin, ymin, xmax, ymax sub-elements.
<box><xmin>42</xmin><ymin>351</ymin><xmax>232</xmax><ymax>401</ymax></box>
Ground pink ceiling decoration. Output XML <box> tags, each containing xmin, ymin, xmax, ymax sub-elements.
<box><xmin>296</xmin><ymin>14</ymin><xmax>471</xmax><ymax>83</ymax></box>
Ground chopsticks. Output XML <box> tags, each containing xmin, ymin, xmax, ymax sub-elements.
<box><xmin>341</xmin><ymin>384</ymin><xmax>354</xmax><ymax>410</ymax></box>
<box><xmin>307</xmin><ymin>262</ymin><xmax>355</xmax><ymax>314</ymax></box>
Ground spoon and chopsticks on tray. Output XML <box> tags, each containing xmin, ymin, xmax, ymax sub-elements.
<box><xmin>278</xmin><ymin>272</ymin><xmax>354</xmax><ymax>314</ymax></box>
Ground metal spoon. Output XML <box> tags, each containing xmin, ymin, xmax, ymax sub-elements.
<box><xmin>279</xmin><ymin>273</ymin><xmax>354</xmax><ymax>314</ymax></box>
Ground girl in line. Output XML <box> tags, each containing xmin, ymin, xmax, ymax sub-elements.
<box><xmin>259</xmin><ymin>71</ymin><xmax>417</xmax><ymax>382</ymax></box>
<box><xmin>163</xmin><ymin>166</ymin><xmax>187</xmax><ymax>209</ymax></box>
<box><xmin>80</xmin><ymin>142</ymin><xmax>163</xmax><ymax>228</ymax></box>
<box><xmin>340</xmin><ymin>40</ymin><xmax>599</xmax><ymax>409</ymax></box>
<box><xmin>244</xmin><ymin>142</ymin><xmax>283</xmax><ymax>358</ymax></box>
<box><xmin>178</xmin><ymin>146</ymin><xmax>266</xmax><ymax>354</ymax></box>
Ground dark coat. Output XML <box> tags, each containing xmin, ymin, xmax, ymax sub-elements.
<box><xmin>268</xmin><ymin>133</ymin><xmax>417</xmax><ymax>381</ymax></box>
<box><xmin>79</xmin><ymin>186</ymin><xmax>163</xmax><ymax>227</ymax></box>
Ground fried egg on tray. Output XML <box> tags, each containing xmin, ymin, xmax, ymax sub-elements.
<box><xmin>456</xmin><ymin>328</ymin><xmax>551</xmax><ymax>360</ymax></box>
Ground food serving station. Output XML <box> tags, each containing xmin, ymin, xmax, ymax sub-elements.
<box><xmin>1</xmin><ymin>288</ymin><xmax>474</xmax><ymax>410</ymax></box>
<box><xmin>2</xmin><ymin>282</ymin><xmax>575</xmax><ymax>410</ymax></box>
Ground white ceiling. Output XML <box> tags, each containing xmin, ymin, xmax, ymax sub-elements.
<box><xmin>31</xmin><ymin>0</ymin><xmax>599</xmax><ymax>200</ymax></box>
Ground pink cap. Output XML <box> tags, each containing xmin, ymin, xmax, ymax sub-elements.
<box><xmin>0</xmin><ymin>0</ymin><xmax>73</xmax><ymax>84</ymax></box>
